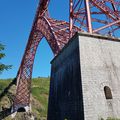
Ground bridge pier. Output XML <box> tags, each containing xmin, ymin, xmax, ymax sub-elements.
<box><xmin>48</xmin><ymin>32</ymin><xmax>120</xmax><ymax>120</ymax></box>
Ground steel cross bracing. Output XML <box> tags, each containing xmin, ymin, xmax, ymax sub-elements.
<box><xmin>70</xmin><ymin>0</ymin><xmax>120</xmax><ymax>37</ymax></box>
<box><xmin>1</xmin><ymin>0</ymin><xmax>120</xmax><ymax>115</ymax></box>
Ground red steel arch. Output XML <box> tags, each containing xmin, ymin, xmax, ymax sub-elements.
<box><xmin>13</xmin><ymin>16</ymin><xmax>81</xmax><ymax>112</ymax></box>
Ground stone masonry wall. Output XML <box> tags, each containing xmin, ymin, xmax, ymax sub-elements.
<box><xmin>48</xmin><ymin>36</ymin><xmax>84</xmax><ymax>120</ymax></box>
<box><xmin>79</xmin><ymin>33</ymin><xmax>120</xmax><ymax>120</ymax></box>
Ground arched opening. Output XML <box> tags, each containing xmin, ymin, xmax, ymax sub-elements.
<box><xmin>31</xmin><ymin>38</ymin><xmax>53</xmax><ymax>119</ymax></box>
<box><xmin>104</xmin><ymin>86</ymin><xmax>113</xmax><ymax>99</ymax></box>
<box><xmin>32</xmin><ymin>38</ymin><xmax>54</xmax><ymax>78</ymax></box>
<box><xmin>17</xmin><ymin>107</ymin><xmax>26</xmax><ymax>112</ymax></box>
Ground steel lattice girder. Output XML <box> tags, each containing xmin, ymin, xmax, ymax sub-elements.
<box><xmin>70</xmin><ymin>0</ymin><xmax>120</xmax><ymax>37</ymax></box>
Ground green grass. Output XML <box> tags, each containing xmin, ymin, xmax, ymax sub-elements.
<box><xmin>0</xmin><ymin>79</ymin><xmax>12</xmax><ymax>92</ymax></box>
<box><xmin>0</xmin><ymin>77</ymin><xmax>50</xmax><ymax>119</ymax></box>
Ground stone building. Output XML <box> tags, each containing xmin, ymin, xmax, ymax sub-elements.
<box><xmin>47</xmin><ymin>32</ymin><xmax>120</xmax><ymax>120</ymax></box>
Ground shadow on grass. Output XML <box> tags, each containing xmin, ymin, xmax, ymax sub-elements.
<box><xmin>0</xmin><ymin>107</ymin><xmax>12</xmax><ymax>119</ymax></box>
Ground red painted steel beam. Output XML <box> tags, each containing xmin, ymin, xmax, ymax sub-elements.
<box><xmin>85</xmin><ymin>0</ymin><xmax>93</xmax><ymax>33</ymax></box>
<box><xmin>70</xmin><ymin>0</ymin><xmax>120</xmax><ymax>36</ymax></box>
<box><xmin>93</xmin><ymin>19</ymin><xmax>120</xmax><ymax>33</ymax></box>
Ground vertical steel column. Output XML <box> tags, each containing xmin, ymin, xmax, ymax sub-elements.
<box><xmin>69</xmin><ymin>0</ymin><xmax>73</xmax><ymax>38</ymax></box>
<box><xmin>84</xmin><ymin>0</ymin><xmax>92</xmax><ymax>33</ymax></box>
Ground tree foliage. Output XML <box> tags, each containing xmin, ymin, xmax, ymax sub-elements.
<box><xmin>0</xmin><ymin>43</ymin><xmax>12</xmax><ymax>74</ymax></box>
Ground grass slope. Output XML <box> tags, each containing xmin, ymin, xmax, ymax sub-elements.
<box><xmin>0</xmin><ymin>77</ymin><xmax>50</xmax><ymax>120</ymax></box>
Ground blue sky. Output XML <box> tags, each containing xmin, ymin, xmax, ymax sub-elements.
<box><xmin>0</xmin><ymin>0</ymin><xmax>69</xmax><ymax>79</ymax></box>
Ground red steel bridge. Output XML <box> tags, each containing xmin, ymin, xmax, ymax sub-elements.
<box><xmin>0</xmin><ymin>0</ymin><xmax>120</xmax><ymax>118</ymax></box>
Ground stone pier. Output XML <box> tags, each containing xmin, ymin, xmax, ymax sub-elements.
<box><xmin>47</xmin><ymin>32</ymin><xmax>120</xmax><ymax>120</ymax></box>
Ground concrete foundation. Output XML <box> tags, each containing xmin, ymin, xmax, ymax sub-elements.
<box><xmin>47</xmin><ymin>32</ymin><xmax>120</xmax><ymax>120</ymax></box>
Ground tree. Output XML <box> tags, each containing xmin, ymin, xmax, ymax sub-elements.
<box><xmin>0</xmin><ymin>43</ymin><xmax>12</xmax><ymax>74</ymax></box>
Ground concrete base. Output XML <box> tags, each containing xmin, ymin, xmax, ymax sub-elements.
<box><xmin>48</xmin><ymin>32</ymin><xmax>120</xmax><ymax>120</ymax></box>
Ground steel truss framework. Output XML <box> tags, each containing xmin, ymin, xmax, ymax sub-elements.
<box><xmin>70</xmin><ymin>0</ymin><xmax>120</xmax><ymax>37</ymax></box>
<box><xmin>1</xmin><ymin>0</ymin><xmax>120</xmax><ymax>114</ymax></box>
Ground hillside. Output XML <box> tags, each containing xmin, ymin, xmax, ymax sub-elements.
<box><xmin>0</xmin><ymin>77</ymin><xmax>50</xmax><ymax>120</ymax></box>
